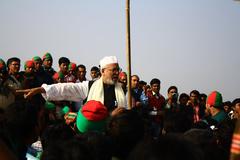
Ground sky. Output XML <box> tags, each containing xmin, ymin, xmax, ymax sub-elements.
<box><xmin>0</xmin><ymin>0</ymin><xmax>240</xmax><ymax>101</ymax></box>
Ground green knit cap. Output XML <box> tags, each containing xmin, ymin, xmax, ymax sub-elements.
<box><xmin>76</xmin><ymin>100</ymin><xmax>109</xmax><ymax>133</ymax></box>
<box><xmin>32</xmin><ymin>56</ymin><xmax>42</xmax><ymax>62</ymax></box>
<box><xmin>42</xmin><ymin>52</ymin><xmax>53</xmax><ymax>61</ymax></box>
<box><xmin>206</xmin><ymin>91</ymin><xmax>223</xmax><ymax>108</ymax></box>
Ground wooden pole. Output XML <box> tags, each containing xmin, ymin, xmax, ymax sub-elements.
<box><xmin>126</xmin><ymin>0</ymin><xmax>132</xmax><ymax>109</ymax></box>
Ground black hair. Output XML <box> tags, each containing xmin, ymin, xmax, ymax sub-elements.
<box><xmin>6</xmin><ymin>57</ymin><xmax>21</xmax><ymax>69</ymax></box>
<box><xmin>150</xmin><ymin>78</ymin><xmax>160</xmax><ymax>86</ymax></box>
<box><xmin>58</xmin><ymin>57</ymin><xmax>70</xmax><ymax>65</ymax></box>
<box><xmin>90</xmin><ymin>66</ymin><xmax>99</xmax><ymax>72</ymax></box>
<box><xmin>167</xmin><ymin>86</ymin><xmax>178</xmax><ymax>93</ymax></box>
<box><xmin>77</xmin><ymin>64</ymin><xmax>86</xmax><ymax>70</ymax></box>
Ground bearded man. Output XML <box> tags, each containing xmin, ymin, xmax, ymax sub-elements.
<box><xmin>18</xmin><ymin>56</ymin><xmax>127</xmax><ymax>112</ymax></box>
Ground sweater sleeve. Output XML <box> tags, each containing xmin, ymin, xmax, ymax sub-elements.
<box><xmin>41</xmin><ymin>81</ymin><xmax>89</xmax><ymax>102</ymax></box>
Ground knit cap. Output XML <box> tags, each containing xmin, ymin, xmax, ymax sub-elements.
<box><xmin>206</xmin><ymin>91</ymin><xmax>223</xmax><ymax>108</ymax></box>
<box><xmin>42</xmin><ymin>52</ymin><xmax>53</xmax><ymax>61</ymax></box>
<box><xmin>119</xmin><ymin>71</ymin><xmax>127</xmax><ymax>79</ymax></box>
<box><xmin>52</xmin><ymin>72</ymin><xmax>64</xmax><ymax>81</ymax></box>
<box><xmin>76</xmin><ymin>100</ymin><xmax>109</xmax><ymax>133</ymax></box>
<box><xmin>32</xmin><ymin>56</ymin><xmax>42</xmax><ymax>62</ymax></box>
<box><xmin>68</xmin><ymin>62</ymin><xmax>77</xmax><ymax>71</ymax></box>
<box><xmin>24</xmin><ymin>60</ymin><xmax>35</xmax><ymax>70</ymax></box>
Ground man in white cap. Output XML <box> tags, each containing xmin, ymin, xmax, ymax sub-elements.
<box><xmin>18</xmin><ymin>56</ymin><xmax>127</xmax><ymax>112</ymax></box>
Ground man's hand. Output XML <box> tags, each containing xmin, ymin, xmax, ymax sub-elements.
<box><xmin>111</xmin><ymin>107</ymin><xmax>126</xmax><ymax>117</ymax></box>
<box><xmin>16</xmin><ymin>87</ymin><xmax>45</xmax><ymax>99</ymax></box>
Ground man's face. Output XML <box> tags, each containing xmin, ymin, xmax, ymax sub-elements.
<box><xmin>59</xmin><ymin>63</ymin><xmax>69</xmax><ymax>74</ymax></box>
<box><xmin>8</xmin><ymin>61</ymin><xmax>20</xmax><ymax>74</ymax></box>
<box><xmin>102</xmin><ymin>63</ymin><xmax>120</xmax><ymax>85</ymax></box>
<box><xmin>131</xmin><ymin>76</ymin><xmax>139</xmax><ymax>89</ymax></box>
<box><xmin>34</xmin><ymin>61</ymin><xmax>42</xmax><ymax>71</ymax></box>
<box><xmin>233</xmin><ymin>103</ymin><xmax>240</xmax><ymax>119</ymax></box>
<box><xmin>168</xmin><ymin>88</ymin><xmax>178</xmax><ymax>100</ymax></box>
<box><xmin>43</xmin><ymin>59</ymin><xmax>52</xmax><ymax>69</ymax></box>
<box><xmin>119</xmin><ymin>74</ymin><xmax>127</xmax><ymax>85</ymax></box>
<box><xmin>190</xmin><ymin>93</ymin><xmax>199</xmax><ymax>104</ymax></box>
<box><xmin>77</xmin><ymin>67</ymin><xmax>86</xmax><ymax>80</ymax></box>
<box><xmin>151</xmin><ymin>83</ymin><xmax>160</xmax><ymax>94</ymax></box>
<box><xmin>25</xmin><ymin>66</ymin><xmax>34</xmax><ymax>74</ymax></box>
<box><xmin>90</xmin><ymin>70</ymin><xmax>98</xmax><ymax>80</ymax></box>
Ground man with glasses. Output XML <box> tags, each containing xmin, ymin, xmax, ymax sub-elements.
<box><xmin>18</xmin><ymin>56</ymin><xmax>127</xmax><ymax>112</ymax></box>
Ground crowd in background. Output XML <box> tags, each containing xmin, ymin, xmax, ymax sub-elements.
<box><xmin>0</xmin><ymin>52</ymin><xmax>240</xmax><ymax>160</ymax></box>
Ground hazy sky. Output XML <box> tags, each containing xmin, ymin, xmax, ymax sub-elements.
<box><xmin>0</xmin><ymin>0</ymin><xmax>240</xmax><ymax>101</ymax></box>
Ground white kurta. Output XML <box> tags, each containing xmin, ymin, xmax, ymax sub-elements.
<box><xmin>41</xmin><ymin>81</ymin><xmax>89</xmax><ymax>102</ymax></box>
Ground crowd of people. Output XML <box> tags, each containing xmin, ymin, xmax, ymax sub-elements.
<box><xmin>0</xmin><ymin>53</ymin><xmax>240</xmax><ymax>160</ymax></box>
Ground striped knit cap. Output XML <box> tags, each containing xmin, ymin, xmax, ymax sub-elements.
<box><xmin>24</xmin><ymin>60</ymin><xmax>35</xmax><ymax>70</ymax></box>
<box><xmin>52</xmin><ymin>72</ymin><xmax>64</xmax><ymax>80</ymax></box>
<box><xmin>68</xmin><ymin>62</ymin><xmax>77</xmax><ymax>71</ymax></box>
<box><xmin>76</xmin><ymin>100</ymin><xmax>109</xmax><ymax>133</ymax></box>
<box><xmin>42</xmin><ymin>52</ymin><xmax>52</xmax><ymax>61</ymax></box>
<box><xmin>206</xmin><ymin>91</ymin><xmax>223</xmax><ymax>108</ymax></box>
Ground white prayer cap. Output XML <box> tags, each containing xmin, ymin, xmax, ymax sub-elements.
<box><xmin>99</xmin><ymin>56</ymin><xmax>118</xmax><ymax>69</ymax></box>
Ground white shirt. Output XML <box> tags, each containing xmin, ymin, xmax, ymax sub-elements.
<box><xmin>41</xmin><ymin>81</ymin><xmax>89</xmax><ymax>102</ymax></box>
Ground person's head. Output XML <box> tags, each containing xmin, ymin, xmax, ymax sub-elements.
<box><xmin>199</xmin><ymin>93</ymin><xmax>207</xmax><ymax>106</ymax></box>
<box><xmin>58</xmin><ymin>57</ymin><xmax>70</xmax><ymax>75</ymax></box>
<box><xmin>190</xmin><ymin>90</ymin><xmax>200</xmax><ymax>105</ymax></box>
<box><xmin>232</xmin><ymin>98</ymin><xmax>240</xmax><ymax>119</ymax></box>
<box><xmin>77</xmin><ymin>64</ymin><xmax>87</xmax><ymax>81</ymax></box>
<box><xmin>32</xmin><ymin>56</ymin><xmax>43</xmax><ymax>71</ymax></box>
<box><xmin>150</xmin><ymin>78</ymin><xmax>161</xmax><ymax>94</ymax></box>
<box><xmin>0</xmin><ymin>58</ymin><xmax>8</xmax><ymax>82</ymax></box>
<box><xmin>90</xmin><ymin>66</ymin><xmax>100</xmax><ymax>80</ymax></box>
<box><xmin>42</xmin><ymin>52</ymin><xmax>53</xmax><ymax>69</ymax></box>
<box><xmin>24</xmin><ymin>60</ymin><xmax>35</xmax><ymax>74</ymax></box>
<box><xmin>131</xmin><ymin>75</ymin><xmax>139</xmax><ymax>89</ymax></box>
<box><xmin>118</xmin><ymin>71</ymin><xmax>127</xmax><ymax>84</ymax></box>
<box><xmin>167</xmin><ymin>86</ymin><xmax>178</xmax><ymax>101</ymax></box>
<box><xmin>179</xmin><ymin>93</ymin><xmax>190</xmax><ymax>106</ymax></box>
<box><xmin>107</xmin><ymin>109</ymin><xmax>144</xmax><ymax>159</ymax></box>
<box><xmin>138</xmin><ymin>80</ymin><xmax>147</xmax><ymax>90</ymax></box>
<box><xmin>7</xmin><ymin>57</ymin><xmax>21</xmax><ymax>74</ymax></box>
<box><xmin>222</xmin><ymin>101</ymin><xmax>232</xmax><ymax>113</ymax></box>
<box><xmin>205</xmin><ymin>91</ymin><xmax>223</xmax><ymax>116</ymax></box>
<box><xmin>68</xmin><ymin>62</ymin><xmax>77</xmax><ymax>75</ymax></box>
<box><xmin>100</xmin><ymin>56</ymin><xmax>120</xmax><ymax>85</ymax></box>
<box><xmin>76</xmin><ymin>100</ymin><xmax>109</xmax><ymax>134</ymax></box>
<box><xmin>128</xmin><ymin>134</ymin><xmax>203</xmax><ymax>160</ymax></box>
<box><xmin>41</xmin><ymin>137</ymin><xmax>93</xmax><ymax>160</ymax></box>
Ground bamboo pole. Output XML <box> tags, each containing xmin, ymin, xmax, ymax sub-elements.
<box><xmin>126</xmin><ymin>0</ymin><xmax>132</xmax><ymax>109</ymax></box>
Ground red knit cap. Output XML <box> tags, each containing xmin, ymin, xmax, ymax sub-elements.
<box><xmin>206</xmin><ymin>91</ymin><xmax>223</xmax><ymax>108</ymax></box>
<box><xmin>52</xmin><ymin>72</ymin><xmax>64</xmax><ymax>80</ymax></box>
<box><xmin>119</xmin><ymin>71</ymin><xmax>127</xmax><ymax>79</ymax></box>
<box><xmin>24</xmin><ymin>60</ymin><xmax>35</xmax><ymax>70</ymax></box>
<box><xmin>76</xmin><ymin>100</ymin><xmax>109</xmax><ymax>133</ymax></box>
